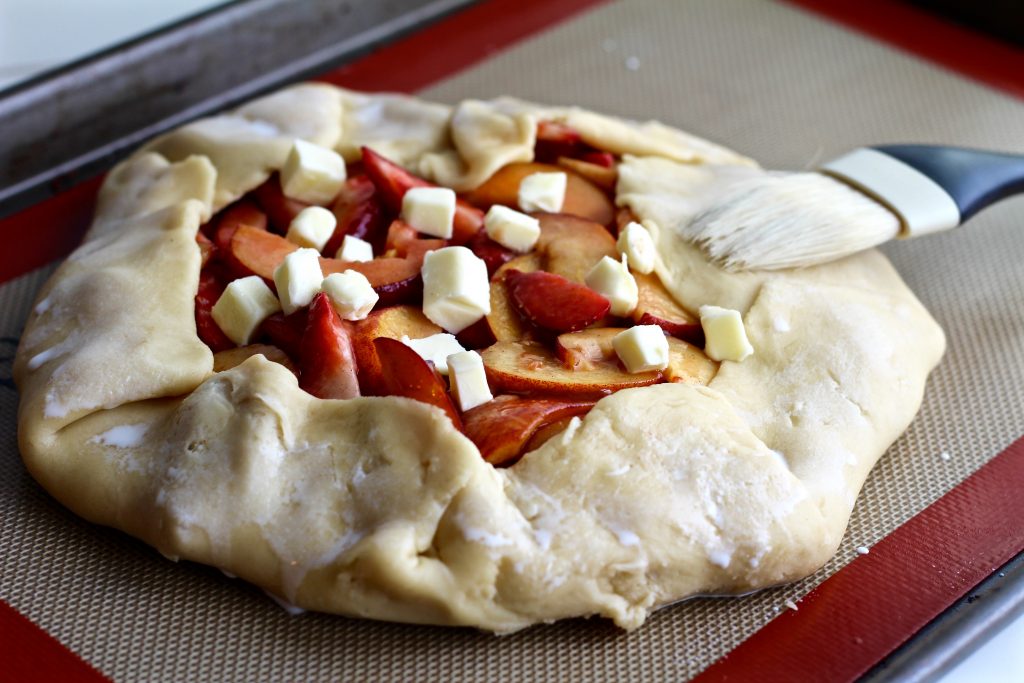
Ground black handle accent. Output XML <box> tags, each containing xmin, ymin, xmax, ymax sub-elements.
<box><xmin>872</xmin><ymin>145</ymin><xmax>1024</xmax><ymax>222</ymax></box>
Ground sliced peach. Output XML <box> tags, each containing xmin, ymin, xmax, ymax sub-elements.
<box><xmin>352</xmin><ymin>305</ymin><xmax>442</xmax><ymax>395</ymax></box>
<box><xmin>464</xmin><ymin>162</ymin><xmax>615</xmax><ymax>227</ymax></box>
<box><xmin>535</xmin><ymin>213</ymin><xmax>618</xmax><ymax>284</ymax></box>
<box><xmin>665</xmin><ymin>337</ymin><xmax>718</xmax><ymax>385</ymax></box>
<box><xmin>481</xmin><ymin>341</ymin><xmax>661</xmax><ymax>400</ymax></box>
<box><xmin>555</xmin><ymin>328</ymin><xmax>718</xmax><ymax>385</ymax></box>
<box><xmin>557</xmin><ymin>156</ymin><xmax>617</xmax><ymax>193</ymax></box>
<box><xmin>257</xmin><ymin>309</ymin><xmax>307</xmax><ymax>361</ymax></box>
<box><xmin>362</xmin><ymin>147</ymin><xmax>483</xmax><ymax>244</ymax></box>
<box><xmin>523</xmin><ymin>415</ymin><xmax>578</xmax><ymax>453</ymax></box>
<box><xmin>615</xmin><ymin>207</ymin><xmax>641</xmax><ymax>235</ymax></box>
<box><xmin>374</xmin><ymin>337</ymin><xmax>462</xmax><ymax>428</ymax></box>
<box><xmin>486</xmin><ymin>253</ymin><xmax>543</xmax><ymax>342</ymax></box>
<box><xmin>535</xmin><ymin>120</ymin><xmax>584</xmax><ymax>162</ymax></box>
<box><xmin>300</xmin><ymin>293</ymin><xmax>360</xmax><ymax>400</ymax></box>
<box><xmin>462</xmin><ymin>395</ymin><xmax>594</xmax><ymax>466</ymax></box>
<box><xmin>383</xmin><ymin>220</ymin><xmax>446</xmax><ymax>262</ymax></box>
<box><xmin>214</xmin><ymin>200</ymin><xmax>268</xmax><ymax>278</ymax></box>
<box><xmin>195</xmin><ymin>267</ymin><xmax>234</xmax><ymax>353</ymax></box>
<box><xmin>196</xmin><ymin>231</ymin><xmax>215</xmax><ymax>267</ymax></box>
<box><xmin>505</xmin><ymin>269</ymin><xmax>610</xmax><ymax>333</ymax></box>
<box><xmin>632</xmin><ymin>272</ymin><xmax>703</xmax><ymax>344</ymax></box>
<box><xmin>468</xmin><ymin>230</ymin><xmax>516</xmax><ymax>277</ymax></box>
<box><xmin>325</xmin><ymin>175</ymin><xmax>387</xmax><ymax>256</ymax></box>
<box><xmin>230</xmin><ymin>225</ymin><xmax>422</xmax><ymax>306</ymax></box>
<box><xmin>213</xmin><ymin>344</ymin><xmax>296</xmax><ymax>373</ymax></box>
<box><xmin>252</xmin><ymin>175</ymin><xmax>310</xmax><ymax>232</ymax></box>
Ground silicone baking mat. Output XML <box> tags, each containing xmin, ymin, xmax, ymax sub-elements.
<box><xmin>2</xmin><ymin>0</ymin><xmax>1023</xmax><ymax>680</ymax></box>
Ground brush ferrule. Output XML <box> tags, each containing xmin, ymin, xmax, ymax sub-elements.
<box><xmin>821</xmin><ymin>148</ymin><xmax>961</xmax><ymax>237</ymax></box>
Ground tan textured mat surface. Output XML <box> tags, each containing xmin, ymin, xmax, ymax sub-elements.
<box><xmin>2</xmin><ymin>0</ymin><xmax>1023</xmax><ymax>680</ymax></box>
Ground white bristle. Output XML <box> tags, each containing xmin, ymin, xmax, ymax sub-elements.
<box><xmin>684</xmin><ymin>173</ymin><xmax>901</xmax><ymax>271</ymax></box>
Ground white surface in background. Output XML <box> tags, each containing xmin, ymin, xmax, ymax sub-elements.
<box><xmin>0</xmin><ymin>0</ymin><xmax>224</xmax><ymax>89</ymax></box>
<box><xmin>0</xmin><ymin>1</ymin><xmax>1022</xmax><ymax>679</ymax></box>
<box><xmin>942</xmin><ymin>610</ymin><xmax>1024</xmax><ymax>682</ymax></box>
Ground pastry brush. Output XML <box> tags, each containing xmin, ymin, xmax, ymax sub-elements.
<box><xmin>685</xmin><ymin>145</ymin><xmax>1024</xmax><ymax>270</ymax></box>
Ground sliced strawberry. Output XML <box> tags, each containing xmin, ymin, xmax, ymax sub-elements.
<box><xmin>299</xmin><ymin>293</ymin><xmax>360</xmax><ymax>400</ymax></box>
<box><xmin>468</xmin><ymin>229</ymin><xmax>516</xmax><ymax>277</ymax></box>
<box><xmin>325</xmin><ymin>175</ymin><xmax>387</xmax><ymax>256</ymax></box>
<box><xmin>361</xmin><ymin>147</ymin><xmax>483</xmax><ymax>244</ymax></box>
<box><xmin>579</xmin><ymin>151</ymin><xmax>615</xmax><ymax>168</ymax></box>
<box><xmin>462</xmin><ymin>395</ymin><xmax>594</xmax><ymax>465</ymax></box>
<box><xmin>535</xmin><ymin>120</ymin><xmax>584</xmax><ymax>162</ymax></box>
<box><xmin>257</xmin><ymin>309</ymin><xmax>308</xmax><ymax>361</ymax></box>
<box><xmin>373</xmin><ymin>337</ymin><xmax>462</xmax><ymax>429</ymax></box>
<box><xmin>504</xmin><ymin>269</ymin><xmax>610</xmax><ymax>333</ymax></box>
<box><xmin>195</xmin><ymin>267</ymin><xmax>234</xmax><ymax>352</ymax></box>
<box><xmin>252</xmin><ymin>175</ymin><xmax>310</xmax><ymax>233</ymax></box>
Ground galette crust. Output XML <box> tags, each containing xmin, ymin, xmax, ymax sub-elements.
<box><xmin>15</xmin><ymin>84</ymin><xmax>944</xmax><ymax>632</ymax></box>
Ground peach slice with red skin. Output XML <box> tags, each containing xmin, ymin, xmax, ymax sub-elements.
<box><xmin>384</xmin><ymin>220</ymin><xmax>446</xmax><ymax>262</ymax></box>
<box><xmin>462</xmin><ymin>395</ymin><xmax>594</xmax><ymax>466</ymax></box>
<box><xmin>373</xmin><ymin>337</ymin><xmax>463</xmax><ymax>429</ymax></box>
<box><xmin>554</xmin><ymin>328</ymin><xmax>717</xmax><ymax>384</ymax></box>
<box><xmin>195</xmin><ymin>266</ymin><xmax>234</xmax><ymax>352</ymax></box>
<box><xmin>214</xmin><ymin>200</ymin><xmax>268</xmax><ymax>278</ymax></box>
<box><xmin>351</xmin><ymin>305</ymin><xmax>442</xmax><ymax>396</ymax></box>
<box><xmin>253</xmin><ymin>175</ymin><xmax>310</xmax><ymax>233</ymax></box>
<box><xmin>557</xmin><ymin>156</ymin><xmax>617</xmax><ymax>193</ymax></box>
<box><xmin>257</xmin><ymin>309</ymin><xmax>307</xmax><ymax>362</ymax></box>
<box><xmin>230</xmin><ymin>224</ymin><xmax>423</xmax><ymax>307</ymax></box>
<box><xmin>325</xmin><ymin>175</ymin><xmax>387</xmax><ymax>256</ymax></box>
<box><xmin>523</xmin><ymin>415</ymin><xmax>579</xmax><ymax>453</ymax></box>
<box><xmin>505</xmin><ymin>269</ymin><xmax>610</xmax><ymax>333</ymax></box>
<box><xmin>465</xmin><ymin>162</ymin><xmax>615</xmax><ymax>227</ymax></box>
<box><xmin>534</xmin><ymin>120</ymin><xmax>584</xmax><ymax>162</ymax></box>
<box><xmin>481</xmin><ymin>341</ymin><xmax>661</xmax><ymax>400</ymax></box>
<box><xmin>299</xmin><ymin>293</ymin><xmax>360</xmax><ymax>400</ymax></box>
<box><xmin>535</xmin><ymin>213</ymin><xmax>617</xmax><ymax>284</ymax></box>
<box><xmin>213</xmin><ymin>344</ymin><xmax>296</xmax><ymax>374</ymax></box>
<box><xmin>361</xmin><ymin>147</ymin><xmax>484</xmax><ymax>244</ymax></box>
<box><xmin>632</xmin><ymin>272</ymin><xmax>704</xmax><ymax>345</ymax></box>
<box><xmin>486</xmin><ymin>253</ymin><xmax>543</xmax><ymax>343</ymax></box>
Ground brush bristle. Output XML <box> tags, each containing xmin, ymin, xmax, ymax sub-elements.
<box><xmin>684</xmin><ymin>173</ymin><xmax>901</xmax><ymax>270</ymax></box>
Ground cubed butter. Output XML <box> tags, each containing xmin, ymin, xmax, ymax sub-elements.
<box><xmin>617</xmin><ymin>221</ymin><xmax>656</xmax><ymax>275</ymax></box>
<box><xmin>401</xmin><ymin>187</ymin><xmax>456</xmax><ymax>239</ymax></box>
<box><xmin>612</xmin><ymin>325</ymin><xmax>670</xmax><ymax>373</ymax></box>
<box><xmin>321</xmin><ymin>270</ymin><xmax>379</xmax><ymax>321</ymax></box>
<box><xmin>699</xmin><ymin>305</ymin><xmax>754</xmax><ymax>362</ymax></box>
<box><xmin>336</xmin><ymin>234</ymin><xmax>373</xmax><ymax>262</ymax></box>
<box><xmin>274</xmin><ymin>248</ymin><xmax>324</xmax><ymax>315</ymax></box>
<box><xmin>447</xmin><ymin>350</ymin><xmax>493</xmax><ymax>412</ymax></box>
<box><xmin>484</xmin><ymin>205</ymin><xmax>541</xmax><ymax>252</ymax></box>
<box><xmin>585</xmin><ymin>254</ymin><xmax>638</xmax><ymax>316</ymax></box>
<box><xmin>280</xmin><ymin>139</ymin><xmax>347</xmax><ymax>205</ymax></box>
<box><xmin>286</xmin><ymin>206</ymin><xmax>336</xmax><ymax>251</ymax></box>
<box><xmin>518</xmin><ymin>171</ymin><xmax>566</xmax><ymax>213</ymax></box>
<box><xmin>421</xmin><ymin>246</ymin><xmax>491</xmax><ymax>333</ymax></box>
<box><xmin>211</xmin><ymin>276</ymin><xmax>281</xmax><ymax>346</ymax></box>
<box><xmin>400</xmin><ymin>333</ymin><xmax>466</xmax><ymax>375</ymax></box>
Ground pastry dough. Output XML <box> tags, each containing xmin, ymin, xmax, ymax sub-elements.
<box><xmin>14</xmin><ymin>84</ymin><xmax>944</xmax><ymax>632</ymax></box>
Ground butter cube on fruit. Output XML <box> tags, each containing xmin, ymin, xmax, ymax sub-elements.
<box><xmin>484</xmin><ymin>205</ymin><xmax>541</xmax><ymax>253</ymax></box>
<box><xmin>699</xmin><ymin>305</ymin><xmax>754</xmax><ymax>362</ymax></box>
<box><xmin>401</xmin><ymin>187</ymin><xmax>456</xmax><ymax>239</ymax></box>
<box><xmin>211</xmin><ymin>276</ymin><xmax>281</xmax><ymax>346</ymax></box>
<box><xmin>585</xmin><ymin>255</ymin><xmax>638</xmax><ymax>316</ymax></box>
<box><xmin>613</xmin><ymin>325</ymin><xmax>670</xmax><ymax>373</ymax></box>
<box><xmin>448</xmin><ymin>350</ymin><xmax>493</xmax><ymax>411</ymax></box>
<box><xmin>518</xmin><ymin>171</ymin><xmax>567</xmax><ymax>213</ymax></box>
<box><xmin>617</xmin><ymin>221</ymin><xmax>656</xmax><ymax>275</ymax></box>
<box><xmin>274</xmin><ymin>248</ymin><xmax>324</xmax><ymax>315</ymax></box>
<box><xmin>422</xmin><ymin>247</ymin><xmax>491</xmax><ymax>333</ymax></box>
<box><xmin>322</xmin><ymin>271</ymin><xmax>379</xmax><ymax>321</ymax></box>
<box><xmin>280</xmin><ymin>139</ymin><xmax>347</xmax><ymax>205</ymax></box>
<box><xmin>336</xmin><ymin>234</ymin><xmax>374</xmax><ymax>262</ymax></box>
<box><xmin>286</xmin><ymin>206</ymin><xmax>336</xmax><ymax>251</ymax></box>
<box><xmin>401</xmin><ymin>333</ymin><xmax>466</xmax><ymax>375</ymax></box>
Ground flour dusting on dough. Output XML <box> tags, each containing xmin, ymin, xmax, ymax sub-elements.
<box><xmin>91</xmin><ymin>423</ymin><xmax>150</xmax><ymax>448</ymax></box>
